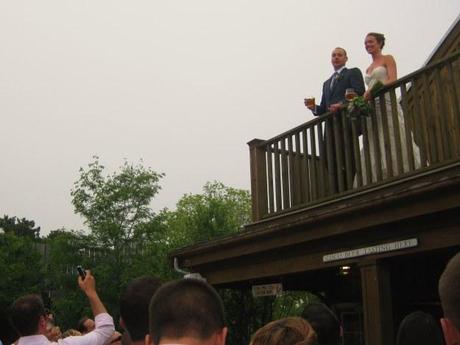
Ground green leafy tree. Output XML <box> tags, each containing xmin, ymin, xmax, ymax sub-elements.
<box><xmin>0</xmin><ymin>228</ymin><xmax>43</xmax><ymax>312</ymax></box>
<box><xmin>43</xmin><ymin>229</ymin><xmax>93</xmax><ymax>329</ymax></box>
<box><xmin>165</xmin><ymin>181</ymin><xmax>251</xmax><ymax>248</ymax></box>
<box><xmin>0</xmin><ymin>215</ymin><xmax>40</xmax><ymax>239</ymax></box>
<box><xmin>71</xmin><ymin>157</ymin><xmax>164</xmax><ymax>248</ymax></box>
<box><xmin>70</xmin><ymin>157</ymin><xmax>166</xmax><ymax>316</ymax></box>
<box><xmin>162</xmin><ymin>182</ymin><xmax>255</xmax><ymax>345</ymax></box>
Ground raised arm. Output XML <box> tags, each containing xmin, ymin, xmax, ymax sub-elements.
<box><xmin>60</xmin><ymin>271</ymin><xmax>114</xmax><ymax>345</ymax></box>
<box><xmin>78</xmin><ymin>270</ymin><xmax>107</xmax><ymax>316</ymax></box>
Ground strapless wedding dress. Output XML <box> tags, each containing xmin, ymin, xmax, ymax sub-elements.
<box><xmin>359</xmin><ymin>66</ymin><xmax>421</xmax><ymax>184</ymax></box>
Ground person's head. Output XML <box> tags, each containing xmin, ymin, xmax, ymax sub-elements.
<box><xmin>250</xmin><ymin>317</ymin><xmax>317</xmax><ymax>345</ymax></box>
<box><xmin>147</xmin><ymin>278</ymin><xmax>227</xmax><ymax>345</ymax></box>
<box><xmin>45</xmin><ymin>325</ymin><xmax>62</xmax><ymax>342</ymax></box>
<box><xmin>301</xmin><ymin>303</ymin><xmax>340</xmax><ymax>345</ymax></box>
<box><xmin>331</xmin><ymin>47</ymin><xmax>348</xmax><ymax>71</ymax></box>
<box><xmin>365</xmin><ymin>32</ymin><xmax>385</xmax><ymax>54</ymax></box>
<box><xmin>77</xmin><ymin>317</ymin><xmax>95</xmax><ymax>334</ymax></box>
<box><xmin>439</xmin><ymin>252</ymin><xmax>460</xmax><ymax>345</ymax></box>
<box><xmin>9</xmin><ymin>294</ymin><xmax>47</xmax><ymax>336</ymax></box>
<box><xmin>396</xmin><ymin>311</ymin><xmax>444</xmax><ymax>345</ymax></box>
<box><xmin>61</xmin><ymin>329</ymin><xmax>82</xmax><ymax>338</ymax></box>
<box><xmin>119</xmin><ymin>276</ymin><xmax>162</xmax><ymax>342</ymax></box>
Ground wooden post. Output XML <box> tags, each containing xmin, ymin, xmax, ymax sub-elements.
<box><xmin>359</xmin><ymin>260</ymin><xmax>394</xmax><ymax>345</ymax></box>
<box><xmin>248</xmin><ymin>139</ymin><xmax>268</xmax><ymax>221</ymax></box>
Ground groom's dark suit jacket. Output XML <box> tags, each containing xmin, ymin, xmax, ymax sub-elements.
<box><xmin>313</xmin><ymin>67</ymin><xmax>365</xmax><ymax>193</ymax></box>
<box><xmin>314</xmin><ymin>67</ymin><xmax>365</xmax><ymax>115</ymax></box>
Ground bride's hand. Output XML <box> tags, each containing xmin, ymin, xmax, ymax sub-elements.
<box><xmin>363</xmin><ymin>90</ymin><xmax>371</xmax><ymax>101</ymax></box>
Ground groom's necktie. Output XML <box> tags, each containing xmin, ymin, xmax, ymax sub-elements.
<box><xmin>330</xmin><ymin>72</ymin><xmax>339</xmax><ymax>90</ymax></box>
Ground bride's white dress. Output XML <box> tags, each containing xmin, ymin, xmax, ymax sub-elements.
<box><xmin>359</xmin><ymin>66</ymin><xmax>421</xmax><ymax>184</ymax></box>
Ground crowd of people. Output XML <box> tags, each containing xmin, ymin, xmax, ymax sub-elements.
<box><xmin>5</xmin><ymin>251</ymin><xmax>460</xmax><ymax>345</ymax></box>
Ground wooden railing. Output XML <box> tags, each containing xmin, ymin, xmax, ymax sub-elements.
<box><xmin>249</xmin><ymin>51</ymin><xmax>460</xmax><ymax>221</ymax></box>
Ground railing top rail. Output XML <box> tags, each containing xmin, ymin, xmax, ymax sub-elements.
<box><xmin>256</xmin><ymin>50</ymin><xmax>460</xmax><ymax>148</ymax></box>
<box><xmin>262</xmin><ymin>112</ymin><xmax>331</xmax><ymax>146</ymax></box>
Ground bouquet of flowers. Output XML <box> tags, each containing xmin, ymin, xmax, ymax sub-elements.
<box><xmin>346</xmin><ymin>80</ymin><xmax>385</xmax><ymax>119</ymax></box>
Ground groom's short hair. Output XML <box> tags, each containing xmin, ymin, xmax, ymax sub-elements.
<box><xmin>334</xmin><ymin>47</ymin><xmax>347</xmax><ymax>57</ymax></box>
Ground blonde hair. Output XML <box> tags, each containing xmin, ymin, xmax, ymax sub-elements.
<box><xmin>250</xmin><ymin>317</ymin><xmax>317</xmax><ymax>345</ymax></box>
<box><xmin>62</xmin><ymin>329</ymin><xmax>82</xmax><ymax>338</ymax></box>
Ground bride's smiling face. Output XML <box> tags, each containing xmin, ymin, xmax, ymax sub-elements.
<box><xmin>365</xmin><ymin>35</ymin><xmax>380</xmax><ymax>54</ymax></box>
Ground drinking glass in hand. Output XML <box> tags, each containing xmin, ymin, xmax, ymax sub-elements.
<box><xmin>305</xmin><ymin>97</ymin><xmax>315</xmax><ymax>109</ymax></box>
<box><xmin>345</xmin><ymin>88</ymin><xmax>357</xmax><ymax>101</ymax></box>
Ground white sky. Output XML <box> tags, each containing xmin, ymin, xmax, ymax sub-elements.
<box><xmin>1</xmin><ymin>1</ymin><xmax>459</xmax><ymax>234</ymax></box>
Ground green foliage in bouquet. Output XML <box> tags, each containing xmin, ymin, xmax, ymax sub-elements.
<box><xmin>346</xmin><ymin>96</ymin><xmax>372</xmax><ymax>119</ymax></box>
<box><xmin>345</xmin><ymin>80</ymin><xmax>385</xmax><ymax>119</ymax></box>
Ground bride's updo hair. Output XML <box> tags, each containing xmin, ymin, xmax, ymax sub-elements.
<box><xmin>367</xmin><ymin>32</ymin><xmax>385</xmax><ymax>49</ymax></box>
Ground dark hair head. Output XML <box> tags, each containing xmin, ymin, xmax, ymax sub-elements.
<box><xmin>9</xmin><ymin>294</ymin><xmax>46</xmax><ymax>336</ymax></box>
<box><xmin>301</xmin><ymin>303</ymin><xmax>340</xmax><ymax>345</ymax></box>
<box><xmin>396</xmin><ymin>311</ymin><xmax>444</xmax><ymax>345</ymax></box>
<box><xmin>250</xmin><ymin>317</ymin><xmax>317</xmax><ymax>345</ymax></box>
<box><xmin>119</xmin><ymin>276</ymin><xmax>162</xmax><ymax>341</ymax></box>
<box><xmin>334</xmin><ymin>47</ymin><xmax>347</xmax><ymax>57</ymax></box>
<box><xmin>149</xmin><ymin>279</ymin><xmax>225</xmax><ymax>345</ymax></box>
<box><xmin>439</xmin><ymin>252</ymin><xmax>460</xmax><ymax>331</ymax></box>
<box><xmin>77</xmin><ymin>317</ymin><xmax>89</xmax><ymax>333</ymax></box>
<box><xmin>367</xmin><ymin>32</ymin><xmax>385</xmax><ymax>49</ymax></box>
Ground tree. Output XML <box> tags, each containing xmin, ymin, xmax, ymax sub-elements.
<box><xmin>162</xmin><ymin>182</ymin><xmax>255</xmax><ymax>345</ymax></box>
<box><xmin>43</xmin><ymin>229</ymin><xmax>93</xmax><ymax>329</ymax></box>
<box><xmin>70</xmin><ymin>157</ymin><xmax>166</xmax><ymax>317</ymax></box>
<box><xmin>165</xmin><ymin>181</ymin><xmax>251</xmax><ymax>248</ymax></box>
<box><xmin>71</xmin><ymin>157</ymin><xmax>164</xmax><ymax>248</ymax></box>
<box><xmin>0</xmin><ymin>215</ymin><xmax>40</xmax><ymax>239</ymax></box>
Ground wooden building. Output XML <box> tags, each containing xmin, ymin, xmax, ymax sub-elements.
<box><xmin>171</xmin><ymin>17</ymin><xmax>460</xmax><ymax>345</ymax></box>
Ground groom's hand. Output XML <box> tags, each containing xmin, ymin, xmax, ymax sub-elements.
<box><xmin>328</xmin><ymin>103</ymin><xmax>343</xmax><ymax>113</ymax></box>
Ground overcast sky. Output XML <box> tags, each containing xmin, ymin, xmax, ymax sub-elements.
<box><xmin>1</xmin><ymin>1</ymin><xmax>459</xmax><ymax>234</ymax></box>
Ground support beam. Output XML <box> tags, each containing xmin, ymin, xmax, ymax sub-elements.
<box><xmin>360</xmin><ymin>260</ymin><xmax>393</xmax><ymax>345</ymax></box>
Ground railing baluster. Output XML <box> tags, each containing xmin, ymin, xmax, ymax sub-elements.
<box><xmin>316</xmin><ymin>123</ymin><xmax>326</xmax><ymax>198</ymax></box>
<box><xmin>302</xmin><ymin>128</ymin><xmax>311</xmax><ymax>202</ymax></box>
<box><xmin>389</xmin><ymin>89</ymin><xmax>404</xmax><ymax>175</ymax></box>
<box><xmin>294</xmin><ymin>132</ymin><xmax>304</xmax><ymax>204</ymax></box>
<box><xmin>290</xmin><ymin>134</ymin><xmax>300</xmax><ymax>206</ymax></box>
<box><xmin>361</xmin><ymin>114</ymin><xmax>372</xmax><ymax>185</ymax></box>
<box><xmin>341</xmin><ymin>111</ymin><xmax>354</xmax><ymax>190</ymax></box>
<box><xmin>266</xmin><ymin>143</ymin><xmax>274</xmax><ymax>213</ymax></box>
<box><xmin>370</xmin><ymin>99</ymin><xmax>383</xmax><ymax>182</ymax></box>
<box><xmin>333</xmin><ymin>114</ymin><xmax>345</xmax><ymax>192</ymax></box>
<box><xmin>274</xmin><ymin>141</ymin><xmax>282</xmax><ymax>212</ymax></box>
<box><xmin>413</xmin><ymin>77</ymin><xmax>429</xmax><ymax>167</ymax></box>
<box><xmin>351</xmin><ymin>117</ymin><xmax>363</xmax><ymax>188</ymax></box>
<box><xmin>400</xmin><ymin>83</ymin><xmax>416</xmax><ymax>172</ymax></box>
<box><xmin>310</xmin><ymin>126</ymin><xmax>318</xmax><ymax>200</ymax></box>
<box><xmin>281</xmin><ymin>138</ymin><xmax>290</xmax><ymax>210</ymax></box>
<box><xmin>325</xmin><ymin>118</ymin><xmax>336</xmax><ymax>194</ymax></box>
<box><xmin>379</xmin><ymin>94</ymin><xmax>394</xmax><ymax>178</ymax></box>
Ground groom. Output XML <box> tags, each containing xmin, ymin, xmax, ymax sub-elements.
<box><xmin>305</xmin><ymin>47</ymin><xmax>365</xmax><ymax>193</ymax></box>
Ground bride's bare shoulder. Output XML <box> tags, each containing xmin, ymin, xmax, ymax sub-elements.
<box><xmin>383</xmin><ymin>54</ymin><xmax>396</xmax><ymax>64</ymax></box>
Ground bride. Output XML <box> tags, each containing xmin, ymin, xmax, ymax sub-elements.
<box><xmin>359</xmin><ymin>32</ymin><xmax>421</xmax><ymax>184</ymax></box>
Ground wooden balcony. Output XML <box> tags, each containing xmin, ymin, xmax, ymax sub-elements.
<box><xmin>249</xmin><ymin>51</ymin><xmax>460</xmax><ymax>221</ymax></box>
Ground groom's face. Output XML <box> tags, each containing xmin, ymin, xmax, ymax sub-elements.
<box><xmin>331</xmin><ymin>48</ymin><xmax>348</xmax><ymax>70</ymax></box>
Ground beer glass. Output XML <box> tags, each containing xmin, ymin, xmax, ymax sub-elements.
<box><xmin>345</xmin><ymin>88</ymin><xmax>357</xmax><ymax>101</ymax></box>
